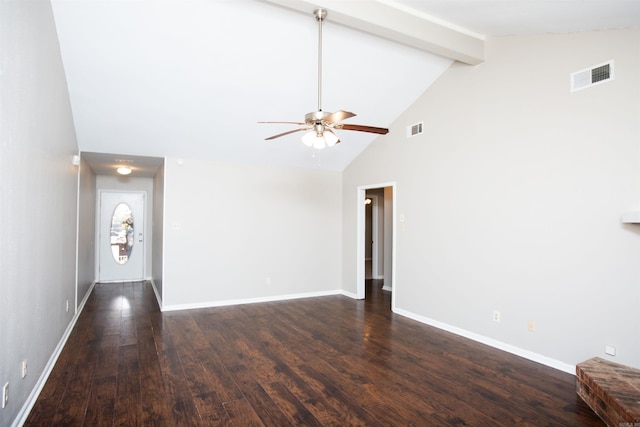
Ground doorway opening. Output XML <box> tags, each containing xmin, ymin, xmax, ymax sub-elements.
<box><xmin>357</xmin><ymin>182</ymin><xmax>396</xmax><ymax>310</ymax></box>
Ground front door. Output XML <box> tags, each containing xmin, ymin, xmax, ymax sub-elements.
<box><xmin>98</xmin><ymin>191</ymin><xmax>145</xmax><ymax>282</ymax></box>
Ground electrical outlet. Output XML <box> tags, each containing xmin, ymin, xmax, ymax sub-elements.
<box><xmin>66</xmin><ymin>299</ymin><xmax>70</xmax><ymax>312</ymax></box>
<box><xmin>605</xmin><ymin>345</ymin><xmax>616</xmax><ymax>356</ymax></box>
<box><xmin>2</xmin><ymin>382</ymin><xmax>8</xmax><ymax>408</ymax></box>
<box><xmin>21</xmin><ymin>359</ymin><xmax>27</xmax><ymax>378</ymax></box>
<box><xmin>492</xmin><ymin>310</ymin><xmax>501</xmax><ymax>322</ymax></box>
<box><xmin>527</xmin><ymin>320</ymin><xmax>536</xmax><ymax>332</ymax></box>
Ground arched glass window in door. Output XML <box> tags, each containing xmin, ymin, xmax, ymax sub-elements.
<box><xmin>110</xmin><ymin>203</ymin><xmax>134</xmax><ymax>264</ymax></box>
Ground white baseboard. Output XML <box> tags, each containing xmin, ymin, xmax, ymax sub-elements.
<box><xmin>161</xmin><ymin>289</ymin><xmax>343</xmax><ymax>312</ymax></box>
<box><xmin>381</xmin><ymin>285</ymin><xmax>392</xmax><ymax>292</ymax></box>
<box><xmin>149</xmin><ymin>278</ymin><xmax>162</xmax><ymax>309</ymax></box>
<box><xmin>12</xmin><ymin>281</ymin><xmax>96</xmax><ymax>427</ymax></box>
<box><xmin>392</xmin><ymin>307</ymin><xmax>575</xmax><ymax>375</ymax></box>
<box><xmin>340</xmin><ymin>289</ymin><xmax>359</xmax><ymax>299</ymax></box>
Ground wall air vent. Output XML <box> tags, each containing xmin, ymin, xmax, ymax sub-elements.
<box><xmin>407</xmin><ymin>121</ymin><xmax>424</xmax><ymax>138</ymax></box>
<box><xmin>571</xmin><ymin>60</ymin><xmax>614</xmax><ymax>92</ymax></box>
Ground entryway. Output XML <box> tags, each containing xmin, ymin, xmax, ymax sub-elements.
<box><xmin>98</xmin><ymin>191</ymin><xmax>146</xmax><ymax>282</ymax></box>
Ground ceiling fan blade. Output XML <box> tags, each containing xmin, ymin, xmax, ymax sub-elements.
<box><xmin>258</xmin><ymin>121</ymin><xmax>306</xmax><ymax>125</ymax></box>
<box><xmin>337</xmin><ymin>123</ymin><xmax>389</xmax><ymax>135</ymax></box>
<box><xmin>264</xmin><ymin>128</ymin><xmax>307</xmax><ymax>140</ymax></box>
<box><xmin>323</xmin><ymin>110</ymin><xmax>356</xmax><ymax>124</ymax></box>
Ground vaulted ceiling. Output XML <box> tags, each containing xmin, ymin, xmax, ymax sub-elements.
<box><xmin>51</xmin><ymin>0</ymin><xmax>640</xmax><ymax>174</ymax></box>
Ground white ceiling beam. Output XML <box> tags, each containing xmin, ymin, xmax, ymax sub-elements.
<box><xmin>262</xmin><ymin>0</ymin><xmax>485</xmax><ymax>65</ymax></box>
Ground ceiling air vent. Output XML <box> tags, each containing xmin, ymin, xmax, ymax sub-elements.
<box><xmin>407</xmin><ymin>121</ymin><xmax>424</xmax><ymax>138</ymax></box>
<box><xmin>571</xmin><ymin>60</ymin><xmax>614</xmax><ymax>92</ymax></box>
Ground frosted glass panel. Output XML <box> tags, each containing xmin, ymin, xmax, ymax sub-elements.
<box><xmin>110</xmin><ymin>203</ymin><xmax>134</xmax><ymax>264</ymax></box>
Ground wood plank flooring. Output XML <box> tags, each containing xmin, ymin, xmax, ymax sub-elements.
<box><xmin>25</xmin><ymin>280</ymin><xmax>604</xmax><ymax>426</ymax></box>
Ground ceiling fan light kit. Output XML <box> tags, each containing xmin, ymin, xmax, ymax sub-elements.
<box><xmin>260</xmin><ymin>8</ymin><xmax>389</xmax><ymax>149</ymax></box>
<box><xmin>302</xmin><ymin>127</ymin><xmax>339</xmax><ymax>149</ymax></box>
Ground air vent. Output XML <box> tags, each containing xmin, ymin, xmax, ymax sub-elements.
<box><xmin>571</xmin><ymin>60</ymin><xmax>614</xmax><ymax>92</ymax></box>
<box><xmin>407</xmin><ymin>121</ymin><xmax>424</xmax><ymax>138</ymax></box>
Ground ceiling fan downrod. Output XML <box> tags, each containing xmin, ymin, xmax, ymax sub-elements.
<box><xmin>314</xmin><ymin>8</ymin><xmax>326</xmax><ymax>114</ymax></box>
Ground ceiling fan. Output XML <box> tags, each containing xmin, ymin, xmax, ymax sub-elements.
<box><xmin>259</xmin><ymin>8</ymin><xmax>389</xmax><ymax>149</ymax></box>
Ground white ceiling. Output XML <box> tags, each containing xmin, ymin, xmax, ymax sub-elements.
<box><xmin>51</xmin><ymin>0</ymin><xmax>640</xmax><ymax>176</ymax></box>
<box><xmin>393</xmin><ymin>0</ymin><xmax>640</xmax><ymax>36</ymax></box>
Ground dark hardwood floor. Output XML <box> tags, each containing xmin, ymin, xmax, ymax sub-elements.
<box><xmin>25</xmin><ymin>280</ymin><xmax>603</xmax><ymax>426</ymax></box>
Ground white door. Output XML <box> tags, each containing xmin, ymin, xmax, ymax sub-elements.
<box><xmin>99</xmin><ymin>191</ymin><xmax>145</xmax><ymax>282</ymax></box>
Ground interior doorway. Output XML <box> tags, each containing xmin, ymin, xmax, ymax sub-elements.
<box><xmin>365</xmin><ymin>191</ymin><xmax>383</xmax><ymax>281</ymax></box>
<box><xmin>357</xmin><ymin>183</ymin><xmax>395</xmax><ymax>308</ymax></box>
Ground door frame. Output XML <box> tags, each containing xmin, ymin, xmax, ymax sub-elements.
<box><xmin>97</xmin><ymin>190</ymin><xmax>147</xmax><ymax>282</ymax></box>
<box><xmin>356</xmin><ymin>182</ymin><xmax>396</xmax><ymax>308</ymax></box>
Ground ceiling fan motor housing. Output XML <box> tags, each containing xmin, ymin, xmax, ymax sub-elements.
<box><xmin>305</xmin><ymin>111</ymin><xmax>331</xmax><ymax>125</ymax></box>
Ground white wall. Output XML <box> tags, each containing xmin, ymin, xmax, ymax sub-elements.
<box><xmin>365</xmin><ymin>200</ymin><xmax>373</xmax><ymax>260</ymax></box>
<box><xmin>77</xmin><ymin>156</ymin><xmax>96</xmax><ymax>303</ymax></box>
<box><xmin>0</xmin><ymin>1</ymin><xmax>79</xmax><ymax>425</ymax></box>
<box><xmin>343</xmin><ymin>29</ymin><xmax>640</xmax><ymax>370</ymax></box>
<box><xmin>152</xmin><ymin>161</ymin><xmax>166</xmax><ymax>305</ymax></box>
<box><xmin>383</xmin><ymin>186</ymin><xmax>393</xmax><ymax>289</ymax></box>
<box><xmin>162</xmin><ymin>157</ymin><xmax>342</xmax><ymax>309</ymax></box>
